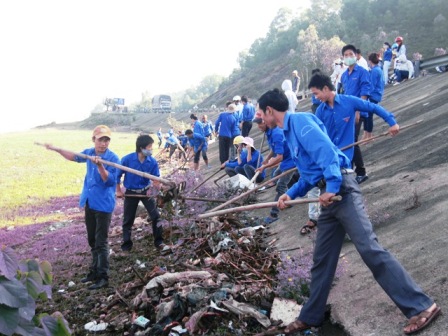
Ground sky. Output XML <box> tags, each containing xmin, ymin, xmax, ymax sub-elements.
<box><xmin>0</xmin><ymin>0</ymin><xmax>310</xmax><ymax>134</ymax></box>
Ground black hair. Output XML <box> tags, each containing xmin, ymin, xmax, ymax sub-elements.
<box><xmin>311</xmin><ymin>68</ymin><xmax>321</xmax><ymax>75</ymax></box>
<box><xmin>241</xmin><ymin>95</ymin><xmax>248</xmax><ymax>103</ymax></box>
<box><xmin>308</xmin><ymin>72</ymin><xmax>336</xmax><ymax>91</ymax></box>
<box><xmin>136</xmin><ymin>135</ymin><xmax>154</xmax><ymax>152</ymax></box>
<box><xmin>341</xmin><ymin>44</ymin><xmax>357</xmax><ymax>55</ymax></box>
<box><xmin>185</xmin><ymin>129</ymin><xmax>193</xmax><ymax>135</ymax></box>
<box><xmin>190</xmin><ymin>114</ymin><xmax>198</xmax><ymax>120</ymax></box>
<box><xmin>225</xmin><ymin>101</ymin><xmax>232</xmax><ymax>107</ymax></box>
<box><xmin>368</xmin><ymin>53</ymin><xmax>380</xmax><ymax>64</ymax></box>
<box><xmin>356</xmin><ymin>48</ymin><xmax>362</xmax><ymax>54</ymax></box>
<box><xmin>384</xmin><ymin>42</ymin><xmax>391</xmax><ymax>48</ymax></box>
<box><xmin>258</xmin><ymin>88</ymin><xmax>289</xmax><ymax>113</ymax></box>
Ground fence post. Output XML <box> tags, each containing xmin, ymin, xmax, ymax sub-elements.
<box><xmin>414</xmin><ymin>60</ymin><xmax>421</xmax><ymax>78</ymax></box>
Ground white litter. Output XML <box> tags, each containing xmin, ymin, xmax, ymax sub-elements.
<box><xmin>84</xmin><ymin>321</ymin><xmax>108</xmax><ymax>331</ymax></box>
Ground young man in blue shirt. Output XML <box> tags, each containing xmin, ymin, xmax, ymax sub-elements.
<box><xmin>190</xmin><ymin>113</ymin><xmax>204</xmax><ymax>136</ymax></box>
<box><xmin>258</xmin><ymin>88</ymin><xmax>440</xmax><ymax>335</ymax></box>
<box><xmin>45</xmin><ymin>125</ymin><xmax>120</xmax><ymax>290</ymax></box>
<box><xmin>253</xmin><ymin>112</ymin><xmax>296</xmax><ymax>224</ymax></box>
<box><xmin>311</xmin><ymin>72</ymin><xmax>398</xmax><ymax>163</ymax></box>
<box><xmin>116</xmin><ymin>135</ymin><xmax>165</xmax><ymax>254</ymax></box>
<box><xmin>185</xmin><ymin>129</ymin><xmax>208</xmax><ymax>171</ymax></box>
<box><xmin>240</xmin><ymin>95</ymin><xmax>255</xmax><ymax>136</ymax></box>
<box><xmin>341</xmin><ymin>44</ymin><xmax>371</xmax><ymax>184</ymax></box>
<box><xmin>215</xmin><ymin>102</ymin><xmax>237</xmax><ymax>164</ymax></box>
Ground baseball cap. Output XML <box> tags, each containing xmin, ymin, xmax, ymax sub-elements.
<box><xmin>253</xmin><ymin>110</ymin><xmax>263</xmax><ymax>124</ymax></box>
<box><xmin>93</xmin><ymin>125</ymin><xmax>112</xmax><ymax>139</ymax></box>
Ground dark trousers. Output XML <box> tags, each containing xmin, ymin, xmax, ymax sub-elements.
<box><xmin>122</xmin><ymin>190</ymin><xmax>163</xmax><ymax>250</ymax></box>
<box><xmin>353</xmin><ymin>118</ymin><xmax>366</xmax><ymax>176</ymax></box>
<box><xmin>241</xmin><ymin>121</ymin><xmax>253</xmax><ymax>137</ymax></box>
<box><xmin>85</xmin><ymin>202</ymin><xmax>112</xmax><ymax>280</ymax></box>
<box><xmin>270</xmin><ymin>168</ymin><xmax>296</xmax><ymax>216</ymax></box>
<box><xmin>299</xmin><ymin>174</ymin><xmax>433</xmax><ymax>325</ymax></box>
<box><xmin>218</xmin><ymin>136</ymin><xmax>232</xmax><ymax>163</ymax></box>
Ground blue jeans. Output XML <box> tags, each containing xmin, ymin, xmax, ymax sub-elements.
<box><xmin>85</xmin><ymin>202</ymin><xmax>112</xmax><ymax>280</ymax></box>
<box><xmin>298</xmin><ymin>173</ymin><xmax>433</xmax><ymax>325</ymax></box>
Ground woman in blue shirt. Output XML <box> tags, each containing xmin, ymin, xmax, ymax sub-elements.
<box><xmin>382</xmin><ymin>42</ymin><xmax>393</xmax><ymax>84</ymax></box>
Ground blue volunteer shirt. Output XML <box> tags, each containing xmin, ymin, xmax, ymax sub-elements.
<box><xmin>242</xmin><ymin>103</ymin><xmax>255</xmax><ymax>122</ymax></box>
<box><xmin>189</xmin><ymin>133</ymin><xmax>207</xmax><ymax>152</ymax></box>
<box><xmin>225</xmin><ymin>149</ymin><xmax>248</xmax><ymax>168</ymax></box>
<box><xmin>266</xmin><ymin>127</ymin><xmax>295</xmax><ymax>171</ymax></box>
<box><xmin>117</xmin><ymin>152</ymin><xmax>160</xmax><ymax>190</ymax></box>
<box><xmin>281</xmin><ymin>112</ymin><xmax>351</xmax><ymax>198</ymax></box>
<box><xmin>369</xmin><ymin>65</ymin><xmax>384</xmax><ymax>103</ymax></box>
<box><xmin>231</xmin><ymin>114</ymin><xmax>241</xmax><ymax>137</ymax></box>
<box><xmin>202</xmin><ymin>121</ymin><xmax>214</xmax><ymax>136</ymax></box>
<box><xmin>383</xmin><ymin>48</ymin><xmax>393</xmax><ymax>62</ymax></box>
<box><xmin>315</xmin><ymin>94</ymin><xmax>396</xmax><ymax>160</ymax></box>
<box><xmin>226</xmin><ymin>149</ymin><xmax>266</xmax><ymax>179</ymax></box>
<box><xmin>166</xmin><ymin>135</ymin><xmax>179</xmax><ymax>146</ymax></box>
<box><xmin>215</xmin><ymin>112</ymin><xmax>236</xmax><ymax>138</ymax></box>
<box><xmin>178</xmin><ymin>134</ymin><xmax>188</xmax><ymax>147</ymax></box>
<box><xmin>311</xmin><ymin>95</ymin><xmax>321</xmax><ymax>105</ymax></box>
<box><xmin>341</xmin><ymin>64</ymin><xmax>371</xmax><ymax>98</ymax></box>
<box><xmin>75</xmin><ymin>148</ymin><xmax>119</xmax><ymax>213</ymax></box>
<box><xmin>193</xmin><ymin>120</ymin><xmax>204</xmax><ymax>136</ymax></box>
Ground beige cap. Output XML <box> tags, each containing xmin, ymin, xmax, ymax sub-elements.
<box><xmin>93</xmin><ymin>125</ymin><xmax>112</xmax><ymax>139</ymax></box>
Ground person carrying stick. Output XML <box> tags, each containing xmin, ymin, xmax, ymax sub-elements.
<box><xmin>116</xmin><ymin>135</ymin><xmax>166</xmax><ymax>253</ymax></box>
<box><xmin>258</xmin><ymin>89</ymin><xmax>440</xmax><ymax>335</ymax></box>
<box><xmin>44</xmin><ymin>125</ymin><xmax>119</xmax><ymax>290</ymax></box>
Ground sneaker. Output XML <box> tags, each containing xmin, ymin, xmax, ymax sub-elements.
<box><xmin>356</xmin><ymin>175</ymin><xmax>369</xmax><ymax>184</ymax></box>
<box><xmin>80</xmin><ymin>272</ymin><xmax>97</xmax><ymax>283</ymax></box>
<box><xmin>264</xmin><ymin>216</ymin><xmax>279</xmax><ymax>224</ymax></box>
<box><xmin>393</xmin><ymin>82</ymin><xmax>400</xmax><ymax>86</ymax></box>
<box><xmin>88</xmin><ymin>278</ymin><xmax>109</xmax><ymax>290</ymax></box>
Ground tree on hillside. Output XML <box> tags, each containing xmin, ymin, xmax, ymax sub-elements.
<box><xmin>319</xmin><ymin>36</ymin><xmax>346</xmax><ymax>73</ymax></box>
<box><xmin>297</xmin><ymin>25</ymin><xmax>320</xmax><ymax>85</ymax></box>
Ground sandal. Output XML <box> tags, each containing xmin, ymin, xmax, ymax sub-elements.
<box><xmin>300</xmin><ymin>219</ymin><xmax>317</xmax><ymax>235</ymax></box>
<box><xmin>403</xmin><ymin>305</ymin><xmax>441</xmax><ymax>335</ymax></box>
<box><xmin>284</xmin><ymin>320</ymin><xmax>312</xmax><ymax>334</ymax></box>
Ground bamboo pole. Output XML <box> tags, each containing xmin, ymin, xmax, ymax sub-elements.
<box><xmin>35</xmin><ymin>142</ymin><xmax>175</xmax><ymax>186</ymax></box>
<box><xmin>198</xmin><ymin>196</ymin><xmax>342</xmax><ymax>219</ymax></box>
<box><xmin>207</xmin><ymin>167</ymin><xmax>298</xmax><ymax>213</ymax></box>
<box><xmin>340</xmin><ymin>119</ymin><xmax>423</xmax><ymax>151</ymax></box>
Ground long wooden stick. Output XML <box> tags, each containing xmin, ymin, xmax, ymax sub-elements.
<box><xmin>213</xmin><ymin>172</ymin><xmax>227</xmax><ymax>186</ymax></box>
<box><xmin>35</xmin><ymin>142</ymin><xmax>174</xmax><ymax>186</ymax></box>
<box><xmin>199</xmin><ymin>196</ymin><xmax>341</xmax><ymax>219</ymax></box>
<box><xmin>341</xmin><ymin>119</ymin><xmax>423</xmax><ymax>151</ymax></box>
<box><xmin>207</xmin><ymin>167</ymin><xmax>298</xmax><ymax>213</ymax></box>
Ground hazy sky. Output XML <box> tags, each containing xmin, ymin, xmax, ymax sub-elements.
<box><xmin>0</xmin><ymin>0</ymin><xmax>309</xmax><ymax>134</ymax></box>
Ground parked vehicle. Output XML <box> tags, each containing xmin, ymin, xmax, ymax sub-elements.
<box><xmin>152</xmin><ymin>95</ymin><xmax>171</xmax><ymax>113</ymax></box>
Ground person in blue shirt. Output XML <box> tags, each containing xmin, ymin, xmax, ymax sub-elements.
<box><xmin>257</xmin><ymin>88</ymin><xmax>439</xmax><ymax>336</ymax></box>
<box><xmin>253</xmin><ymin>112</ymin><xmax>296</xmax><ymax>224</ymax></box>
<box><xmin>382</xmin><ymin>42</ymin><xmax>393</xmax><ymax>84</ymax></box>
<box><xmin>116</xmin><ymin>135</ymin><xmax>165</xmax><ymax>254</ymax></box>
<box><xmin>185</xmin><ymin>129</ymin><xmax>209</xmax><ymax>170</ymax></box>
<box><xmin>45</xmin><ymin>125</ymin><xmax>119</xmax><ymax>290</ymax></box>
<box><xmin>341</xmin><ymin>44</ymin><xmax>371</xmax><ymax>184</ymax></box>
<box><xmin>223</xmin><ymin>136</ymin><xmax>265</xmax><ymax>183</ymax></box>
<box><xmin>164</xmin><ymin>133</ymin><xmax>184</xmax><ymax>161</ymax></box>
<box><xmin>240</xmin><ymin>95</ymin><xmax>255</xmax><ymax>136</ymax></box>
<box><xmin>363</xmin><ymin>53</ymin><xmax>385</xmax><ymax>141</ymax></box>
<box><xmin>190</xmin><ymin>113</ymin><xmax>204</xmax><ymax>136</ymax></box>
<box><xmin>157</xmin><ymin>128</ymin><xmax>163</xmax><ymax>148</ymax></box>
<box><xmin>311</xmin><ymin>72</ymin><xmax>398</xmax><ymax>163</ymax></box>
<box><xmin>215</xmin><ymin>102</ymin><xmax>238</xmax><ymax>163</ymax></box>
<box><xmin>201</xmin><ymin>114</ymin><xmax>215</xmax><ymax>140</ymax></box>
<box><xmin>310</xmin><ymin>69</ymin><xmax>323</xmax><ymax>113</ymax></box>
<box><xmin>177</xmin><ymin>131</ymin><xmax>189</xmax><ymax>161</ymax></box>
